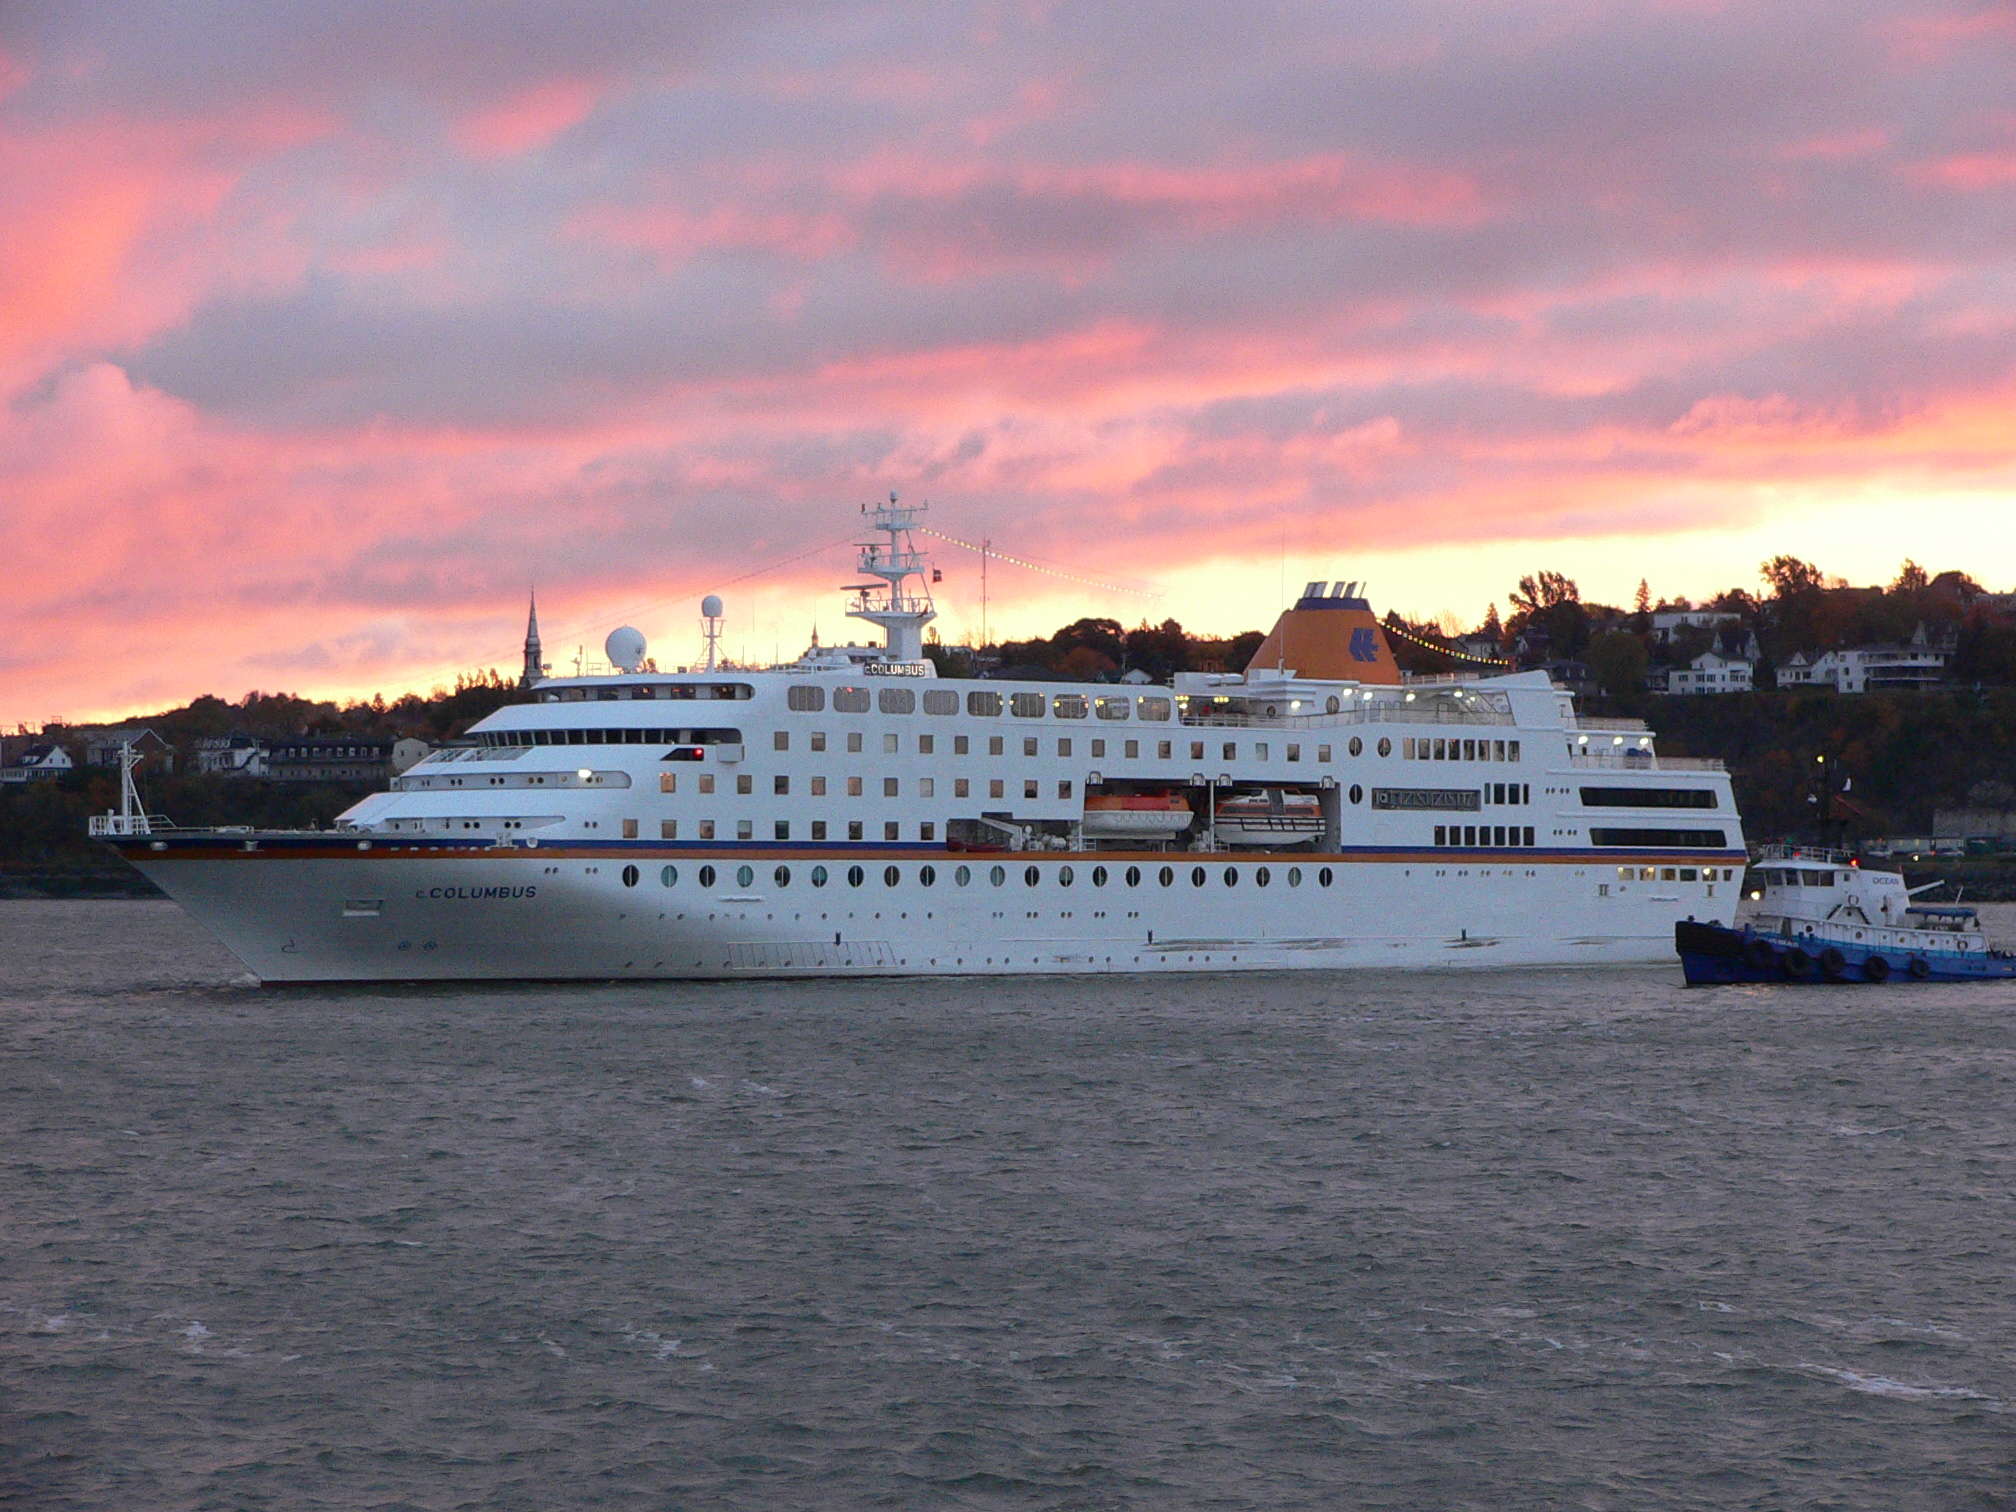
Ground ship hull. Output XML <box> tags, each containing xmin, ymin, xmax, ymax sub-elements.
<box><xmin>1676</xmin><ymin>919</ymin><xmax>2016</xmax><ymax>986</ymax></box>
<box><xmin>120</xmin><ymin>835</ymin><xmax>1733</xmax><ymax>984</ymax></box>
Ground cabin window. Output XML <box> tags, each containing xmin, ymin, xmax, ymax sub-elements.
<box><xmin>660</xmin><ymin>772</ymin><xmax>676</xmax><ymax>793</ymax></box>
<box><xmin>661</xmin><ymin>820</ymin><xmax>678</xmax><ymax>839</ymax></box>
<box><xmin>846</xmin><ymin>777</ymin><xmax>863</xmax><ymax>796</ymax></box>
<box><xmin>954</xmin><ymin>736</ymin><xmax>970</xmax><ymax>755</ymax></box>
<box><xmin>918</xmin><ymin>734</ymin><xmax>934</xmax><ymax>755</ymax></box>
<box><xmin>920</xmin><ymin>778</ymin><xmax>935</xmax><ymax>798</ymax></box>
<box><xmin>924</xmin><ymin>690</ymin><xmax>958</xmax><ymax>715</ymax></box>
<box><xmin>1588</xmin><ymin>828</ymin><xmax>1728</xmax><ymax>849</ymax></box>
<box><xmin>884</xmin><ymin>733</ymin><xmax>899</xmax><ymax>754</ymax></box>
<box><xmin>698</xmin><ymin>774</ymin><xmax>715</xmax><ymax>795</ymax></box>
<box><xmin>788</xmin><ymin>685</ymin><xmax>825</xmax><ymax>712</ymax></box>
<box><xmin>1024</xmin><ymin>780</ymin><xmax>1039</xmax><ymax>799</ymax></box>
<box><xmin>660</xmin><ymin>865</ymin><xmax>678</xmax><ymax>887</ymax></box>
<box><xmin>811</xmin><ymin>776</ymin><xmax>827</xmax><ymax>796</ymax></box>
<box><xmin>811</xmin><ymin>821</ymin><xmax>827</xmax><ymax>840</ymax></box>
<box><xmin>1287</xmin><ymin>745</ymin><xmax>1300</xmax><ymax>762</ymax></box>
<box><xmin>1096</xmin><ymin>697</ymin><xmax>1130</xmax><ymax>720</ymax></box>
<box><xmin>1053</xmin><ymin>694</ymin><xmax>1088</xmax><ymax>719</ymax></box>
<box><xmin>773</xmin><ymin>731</ymin><xmax>790</xmax><ymax>751</ymax></box>
<box><xmin>989</xmin><ymin>736</ymin><xmax>1004</xmax><ymax>756</ymax></box>
<box><xmin>1011</xmin><ymin>693</ymin><xmax>1046</xmax><ymax>718</ymax></box>
<box><xmin>1023</xmin><ymin>738</ymin><xmax>1039</xmax><ymax>757</ymax></box>
<box><xmin>1058</xmin><ymin>780</ymin><xmax>1073</xmax><ymax>798</ymax></box>
<box><xmin>736</xmin><ymin>820</ymin><xmax>752</xmax><ymax>840</ymax></box>
<box><xmin>1378</xmin><ymin>738</ymin><xmax>1392</xmax><ymax>757</ymax></box>
<box><xmin>1190</xmin><ymin>742</ymin><xmax>1205</xmax><ymax>760</ymax></box>
<box><xmin>736</xmin><ymin>774</ymin><xmax>752</xmax><ymax>795</ymax></box>
<box><xmin>884</xmin><ymin>778</ymin><xmax>899</xmax><ymax>797</ymax></box>
<box><xmin>847</xmin><ymin>821</ymin><xmax>863</xmax><ymax>841</ymax></box>
<box><xmin>955</xmin><ymin>778</ymin><xmax>970</xmax><ymax>798</ymax></box>
<box><xmin>878</xmin><ymin>688</ymin><xmax>915</xmax><ymax>715</ymax></box>
<box><xmin>990</xmin><ymin>780</ymin><xmax>1005</xmax><ymax>798</ymax></box>
<box><xmin>967</xmin><ymin>691</ymin><xmax>1002</xmax><ymax>717</ymax></box>
<box><xmin>697</xmin><ymin>821</ymin><xmax>715</xmax><ymax>840</ymax></box>
<box><xmin>847</xmin><ymin>732</ymin><xmax>863</xmax><ymax>753</ymax></box>
<box><xmin>919</xmin><ymin>822</ymin><xmax>936</xmax><ymax>841</ymax></box>
<box><xmin>834</xmin><ymin>688</ymin><xmax>869</xmax><ymax>713</ymax></box>
<box><xmin>1091</xmin><ymin>740</ymin><xmax>1106</xmax><ymax>758</ymax></box>
<box><xmin>810</xmin><ymin>731</ymin><xmax>827</xmax><ymax>752</ymax></box>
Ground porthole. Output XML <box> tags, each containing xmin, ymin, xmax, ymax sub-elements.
<box><xmin>990</xmin><ymin>865</ymin><xmax>1007</xmax><ymax>887</ymax></box>
<box><xmin>773</xmin><ymin>865</ymin><xmax>791</xmax><ymax>888</ymax></box>
<box><xmin>811</xmin><ymin>865</ymin><xmax>829</xmax><ymax>887</ymax></box>
<box><xmin>1377</xmin><ymin>737</ymin><xmax>1391</xmax><ymax>757</ymax></box>
<box><xmin>1223</xmin><ymin>866</ymin><xmax>1238</xmax><ymax>888</ymax></box>
<box><xmin>1024</xmin><ymin>865</ymin><xmax>1041</xmax><ymax>887</ymax></box>
<box><xmin>1349</xmin><ymin>784</ymin><xmax>1363</xmax><ymax>804</ymax></box>
<box><xmin>659</xmin><ymin>865</ymin><xmax>678</xmax><ymax>887</ymax></box>
<box><xmin>1125</xmin><ymin>866</ymin><xmax>1141</xmax><ymax>886</ymax></box>
<box><xmin>1349</xmin><ymin>736</ymin><xmax>1363</xmax><ymax>757</ymax></box>
<box><xmin>736</xmin><ymin>864</ymin><xmax>754</xmax><ymax>888</ymax></box>
<box><xmin>920</xmin><ymin>865</ymin><xmax>936</xmax><ymax>887</ymax></box>
<box><xmin>621</xmin><ymin>864</ymin><xmax>640</xmax><ymax>887</ymax></box>
<box><xmin>1287</xmin><ymin>866</ymin><xmax>1302</xmax><ymax>887</ymax></box>
<box><xmin>1092</xmin><ymin>866</ymin><xmax>1108</xmax><ymax>887</ymax></box>
<box><xmin>698</xmin><ymin>865</ymin><xmax>717</xmax><ymax>887</ymax></box>
<box><xmin>1058</xmin><ymin>866</ymin><xmax>1074</xmax><ymax>887</ymax></box>
<box><xmin>847</xmin><ymin>865</ymin><xmax>865</xmax><ymax>887</ymax></box>
<box><xmin>1255</xmin><ymin>867</ymin><xmax>1270</xmax><ymax>888</ymax></box>
<box><xmin>1159</xmin><ymin>866</ymin><xmax>1174</xmax><ymax>887</ymax></box>
<box><xmin>1318</xmin><ymin>866</ymin><xmax>1334</xmax><ymax>886</ymax></box>
<box><xmin>955</xmin><ymin>865</ymin><xmax>972</xmax><ymax>886</ymax></box>
<box><xmin>884</xmin><ymin>865</ymin><xmax>901</xmax><ymax>887</ymax></box>
<box><xmin>1191</xmin><ymin>866</ymin><xmax>1206</xmax><ymax>887</ymax></box>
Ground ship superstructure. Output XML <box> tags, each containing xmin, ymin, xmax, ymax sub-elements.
<box><xmin>102</xmin><ymin>499</ymin><xmax>1746</xmax><ymax>982</ymax></box>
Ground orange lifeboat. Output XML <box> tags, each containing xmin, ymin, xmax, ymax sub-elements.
<box><xmin>1082</xmin><ymin>789</ymin><xmax>1193</xmax><ymax>838</ymax></box>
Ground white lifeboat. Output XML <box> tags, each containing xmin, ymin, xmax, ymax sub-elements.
<box><xmin>1082</xmin><ymin>790</ymin><xmax>1193</xmax><ymax>837</ymax></box>
<box><xmin>1213</xmin><ymin>788</ymin><xmax>1324</xmax><ymax>846</ymax></box>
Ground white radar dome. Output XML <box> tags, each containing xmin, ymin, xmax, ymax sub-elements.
<box><xmin>605</xmin><ymin>625</ymin><xmax>647</xmax><ymax>673</ymax></box>
<box><xmin>701</xmin><ymin>594</ymin><xmax>723</xmax><ymax>619</ymax></box>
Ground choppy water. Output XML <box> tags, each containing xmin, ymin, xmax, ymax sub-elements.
<box><xmin>6</xmin><ymin>901</ymin><xmax>2016</xmax><ymax>1511</ymax></box>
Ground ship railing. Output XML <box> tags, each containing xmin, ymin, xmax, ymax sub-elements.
<box><xmin>1752</xmin><ymin>841</ymin><xmax>1853</xmax><ymax>864</ymax></box>
<box><xmin>1573</xmin><ymin>716</ymin><xmax>1652</xmax><ymax>731</ymax></box>
<box><xmin>1568</xmin><ymin>752</ymin><xmax>1725</xmax><ymax>771</ymax></box>
<box><xmin>1178</xmin><ymin>704</ymin><xmax>1516</xmax><ymax>729</ymax></box>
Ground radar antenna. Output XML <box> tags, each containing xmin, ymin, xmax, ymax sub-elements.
<box><xmin>700</xmin><ymin>594</ymin><xmax>724</xmax><ymax>672</ymax></box>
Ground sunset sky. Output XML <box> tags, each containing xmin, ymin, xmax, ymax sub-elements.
<box><xmin>5</xmin><ymin>1</ymin><xmax>2014</xmax><ymax>725</ymax></box>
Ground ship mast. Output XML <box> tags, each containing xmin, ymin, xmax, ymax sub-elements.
<box><xmin>845</xmin><ymin>493</ymin><xmax>936</xmax><ymax>663</ymax></box>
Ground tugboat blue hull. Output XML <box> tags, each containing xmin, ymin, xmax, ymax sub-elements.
<box><xmin>1676</xmin><ymin>920</ymin><xmax>2016</xmax><ymax>986</ymax></box>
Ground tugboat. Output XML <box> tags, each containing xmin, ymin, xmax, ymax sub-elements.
<box><xmin>1675</xmin><ymin>844</ymin><xmax>2016</xmax><ymax>985</ymax></box>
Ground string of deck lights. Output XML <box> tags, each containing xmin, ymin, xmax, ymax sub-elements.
<box><xmin>1381</xmin><ymin>620</ymin><xmax>1513</xmax><ymax>667</ymax></box>
<box><xmin>919</xmin><ymin>527</ymin><xmax>1163</xmax><ymax>600</ymax></box>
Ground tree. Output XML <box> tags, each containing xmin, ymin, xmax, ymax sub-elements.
<box><xmin>1585</xmin><ymin>630</ymin><xmax>1649</xmax><ymax>700</ymax></box>
<box><xmin>1761</xmin><ymin>555</ymin><xmax>1825</xmax><ymax>600</ymax></box>
<box><xmin>1891</xmin><ymin>559</ymin><xmax>1929</xmax><ymax>596</ymax></box>
<box><xmin>1510</xmin><ymin>570</ymin><xmax>1580</xmax><ymax>614</ymax></box>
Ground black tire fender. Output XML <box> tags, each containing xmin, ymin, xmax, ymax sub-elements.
<box><xmin>1743</xmin><ymin>939</ymin><xmax>1776</xmax><ymax>971</ymax></box>
<box><xmin>1784</xmin><ymin>947</ymin><xmax>1816</xmax><ymax>978</ymax></box>
<box><xmin>1864</xmin><ymin>954</ymin><xmax>1892</xmax><ymax>983</ymax></box>
<box><xmin>1819</xmin><ymin>946</ymin><xmax>1847</xmax><ymax>979</ymax></box>
<box><xmin>1908</xmin><ymin>956</ymin><xmax>1932</xmax><ymax>980</ymax></box>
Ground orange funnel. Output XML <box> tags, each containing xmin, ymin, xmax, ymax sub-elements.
<box><xmin>1244</xmin><ymin>582</ymin><xmax>1403</xmax><ymax>684</ymax></box>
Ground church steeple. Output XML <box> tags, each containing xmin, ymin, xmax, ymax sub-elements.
<box><xmin>522</xmin><ymin>590</ymin><xmax>545</xmax><ymax>687</ymax></box>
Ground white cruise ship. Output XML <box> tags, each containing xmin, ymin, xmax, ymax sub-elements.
<box><xmin>98</xmin><ymin>499</ymin><xmax>1746</xmax><ymax>982</ymax></box>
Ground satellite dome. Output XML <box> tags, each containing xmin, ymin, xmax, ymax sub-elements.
<box><xmin>701</xmin><ymin>594</ymin><xmax>723</xmax><ymax>620</ymax></box>
<box><xmin>605</xmin><ymin>625</ymin><xmax>647</xmax><ymax>673</ymax></box>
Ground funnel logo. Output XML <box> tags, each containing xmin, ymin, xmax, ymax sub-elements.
<box><xmin>1348</xmin><ymin>627</ymin><xmax>1380</xmax><ymax>663</ymax></box>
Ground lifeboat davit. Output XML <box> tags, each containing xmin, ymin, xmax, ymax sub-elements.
<box><xmin>1082</xmin><ymin>790</ymin><xmax>1193</xmax><ymax>838</ymax></box>
<box><xmin>1212</xmin><ymin>788</ymin><xmax>1324</xmax><ymax>846</ymax></box>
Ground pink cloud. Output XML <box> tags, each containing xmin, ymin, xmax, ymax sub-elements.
<box><xmin>453</xmin><ymin>77</ymin><xmax>603</xmax><ymax>158</ymax></box>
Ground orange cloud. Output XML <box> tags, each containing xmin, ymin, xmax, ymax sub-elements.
<box><xmin>453</xmin><ymin>78</ymin><xmax>604</xmax><ymax>158</ymax></box>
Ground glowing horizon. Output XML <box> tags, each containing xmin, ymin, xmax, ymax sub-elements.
<box><xmin>4</xmin><ymin>2</ymin><xmax>2013</xmax><ymax>728</ymax></box>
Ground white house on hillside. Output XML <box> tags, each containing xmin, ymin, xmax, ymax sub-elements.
<box><xmin>1663</xmin><ymin>650</ymin><xmax>1755</xmax><ymax>695</ymax></box>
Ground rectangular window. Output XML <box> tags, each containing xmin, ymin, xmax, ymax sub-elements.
<box><xmin>919</xmin><ymin>778</ymin><xmax>934</xmax><ymax>797</ymax></box>
<box><xmin>775</xmin><ymin>821</ymin><xmax>789</xmax><ymax>840</ymax></box>
<box><xmin>698</xmin><ymin>820</ymin><xmax>716</xmax><ymax>840</ymax></box>
<box><xmin>787</xmin><ymin>686</ymin><xmax>825</xmax><ymax>712</ymax></box>
<box><xmin>878</xmin><ymin>688</ymin><xmax>914</xmax><ymax>715</ymax></box>
<box><xmin>660</xmin><ymin>820</ymin><xmax>678</xmax><ymax>839</ymax></box>
<box><xmin>1024</xmin><ymin>779</ymin><xmax>1039</xmax><ymax>799</ymax></box>
<box><xmin>1318</xmin><ymin>745</ymin><xmax>1331</xmax><ymax>763</ymax></box>
<box><xmin>811</xmin><ymin>731</ymin><xmax>827</xmax><ymax>752</ymax></box>
<box><xmin>955</xmin><ymin>778</ymin><xmax>970</xmax><ymax>798</ymax></box>
<box><xmin>811</xmin><ymin>821</ymin><xmax>827</xmax><ymax>840</ymax></box>
<box><xmin>1287</xmin><ymin>744</ymin><xmax>1300</xmax><ymax>762</ymax></box>
<box><xmin>1091</xmin><ymin>739</ymin><xmax>1105</xmax><ymax>758</ymax></box>
<box><xmin>1023</xmin><ymin>737</ymin><xmax>1039</xmax><ymax>757</ymax></box>
<box><xmin>1510</xmin><ymin>741</ymin><xmax>1521</xmax><ymax>761</ymax></box>
<box><xmin>773</xmin><ymin>775</ymin><xmax>789</xmax><ymax>795</ymax></box>
<box><xmin>846</xmin><ymin>777</ymin><xmax>863</xmax><ymax>796</ymax></box>
<box><xmin>1053</xmin><ymin>694</ymin><xmax>1087</xmax><ymax>719</ymax></box>
<box><xmin>1435</xmin><ymin>825</ymin><xmax>1446</xmax><ymax>845</ymax></box>
<box><xmin>847</xmin><ymin>820</ymin><xmax>863</xmax><ymax>840</ymax></box>
<box><xmin>883</xmin><ymin>777</ymin><xmax>899</xmax><ymax>797</ymax></box>
<box><xmin>622</xmin><ymin>818</ymin><xmax>638</xmax><ymax>839</ymax></box>
<box><xmin>659</xmin><ymin>772</ymin><xmax>677</xmax><ymax>793</ymax></box>
<box><xmin>1124</xmin><ymin>740</ymin><xmax>1139</xmax><ymax>758</ymax></box>
<box><xmin>1404</xmin><ymin>738</ymin><xmax>1416</xmax><ymax>760</ymax></box>
<box><xmin>1057</xmin><ymin>739</ymin><xmax>1072</xmax><ymax>758</ymax></box>
<box><xmin>1463</xmin><ymin>825</ymin><xmax>1477</xmax><ymax>845</ymax></box>
<box><xmin>1524</xmin><ymin>826</ymin><xmax>1535</xmax><ymax>845</ymax></box>
<box><xmin>884</xmin><ymin>821</ymin><xmax>900</xmax><ymax>840</ymax></box>
<box><xmin>1138</xmin><ymin>697</ymin><xmax>1172</xmax><ymax>721</ymax></box>
<box><xmin>1058</xmin><ymin>780</ymin><xmax>1073</xmax><ymax>798</ymax></box>
<box><xmin>1159</xmin><ymin>741</ymin><xmax>1173</xmax><ymax>760</ymax></box>
<box><xmin>919</xmin><ymin>822</ymin><xmax>936</xmax><ymax>841</ymax></box>
<box><xmin>918</xmin><ymin>734</ymin><xmax>934</xmax><ymax>754</ymax></box>
<box><xmin>884</xmin><ymin>733</ymin><xmax>899</xmax><ymax>754</ymax></box>
<box><xmin>923</xmin><ymin>690</ymin><xmax>958</xmax><ymax>715</ymax></box>
<box><xmin>1011</xmin><ymin>692</ymin><xmax>1045</xmax><ymax>718</ymax></box>
<box><xmin>1222</xmin><ymin>742</ymin><xmax>1237</xmax><ymax>761</ymax></box>
<box><xmin>990</xmin><ymin>779</ymin><xmax>1005</xmax><ymax>798</ymax></box>
<box><xmin>989</xmin><ymin>736</ymin><xmax>1004</xmax><ymax>756</ymax></box>
<box><xmin>967</xmin><ymin>690</ymin><xmax>1002</xmax><ymax>717</ymax></box>
<box><xmin>1494</xmin><ymin>825</ymin><xmax>1506</xmax><ymax>845</ymax></box>
<box><xmin>1190</xmin><ymin>742</ymin><xmax>1204</xmax><ymax>760</ymax></box>
<box><xmin>834</xmin><ymin>688</ymin><xmax>870</xmax><ymax>713</ymax></box>
<box><xmin>954</xmin><ymin>736</ymin><xmax>970</xmax><ymax>755</ymax></box>
<box><xmin>847</xmin><ymin>732</ymin><xmax>863</xmax><ymax>753</ymax></box>
<box><xmin>811</xmin><ymin>776</ymin><xmax>827</xmax><ymax>796</ymax></box>
<box><xmin>699</xmin><ymin>774</ymin><xmax>716</xmax><ymax>795</ymax></box>
<box><xmin>773</xmin><ymin>731</ymin><xmax>790</xmax><ymax>751</ymax></box>
<box><xmin>736</xmin><ymin>820</ymin><xmax>752</xmax><ymax>840</ymax></box>
<box><xmin>1256</xmin><ymin>743</ymin><xmax>1269</xmax><ymax>760</ymax></box>
<box><xmin>736</xmin><ymin>774</ymin><xmax>752</xmax><ymax>795</ymax></box>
